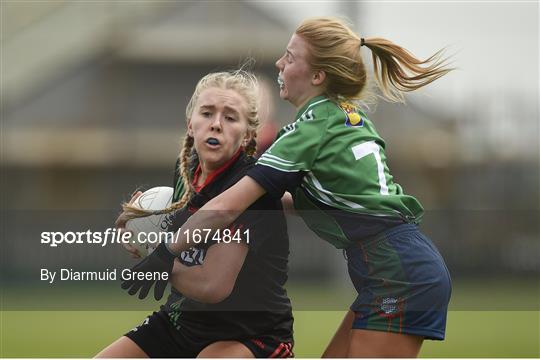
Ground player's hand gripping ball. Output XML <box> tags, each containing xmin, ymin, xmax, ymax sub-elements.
<box><xmin>125</xmin><ymin>186</ymin><xmax>174</xmax><ymax>256</ymax></box>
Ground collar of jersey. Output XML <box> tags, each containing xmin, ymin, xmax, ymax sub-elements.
<box><xmin>295</xmin><ymin>95</ymin><xmax>329</xmax><ymax>120</ymax></box>
<box><xmin>192</xmin><ymin>147</ymin><xmax>243</xmax><ymax>192</ymax></box>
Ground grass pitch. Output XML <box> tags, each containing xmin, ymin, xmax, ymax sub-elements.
<box><xmin>1</xmin><ymin>279</ymin><xmax>538</xmax><ymax>357</ymax></box>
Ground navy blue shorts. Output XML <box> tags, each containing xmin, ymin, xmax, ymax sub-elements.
<box><xmin>345</xmin><ymin>224</ymin><xmax>452</xmax><ymax>340</ymax></box>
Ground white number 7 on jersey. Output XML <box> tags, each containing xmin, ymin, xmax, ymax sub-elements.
<box><xmin>351</xmin><ymin>141</ymin><xmax>389</xmax><ymax>195</ymax></box>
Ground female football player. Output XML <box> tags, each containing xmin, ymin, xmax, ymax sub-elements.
<box><xmin>124</xmin><ymin>17</ymin><xmax>453</xmax><ymax>357</ymax></box>
<box><xmin>97</xmin><ymin>70</ymin><xmax>294</xmax><ymax>358</ymax></box>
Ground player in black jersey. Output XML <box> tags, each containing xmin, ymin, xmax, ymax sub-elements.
<box><xmin>97</xmin><ymin>70</ymin><xmax>293</xmax><ymax>358</ymax></box>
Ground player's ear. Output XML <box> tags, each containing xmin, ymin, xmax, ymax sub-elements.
<box><xmin>312</xmin><ymin>70</ymin><xmax>326</xmax><ymax>86</ymax></box>
<box><xmin>187</xmin><ymin>119</ymin><xmax>194</xmax><ymax>137</ymax></box>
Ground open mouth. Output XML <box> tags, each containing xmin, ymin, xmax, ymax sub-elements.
<box><xmin>206</xmin><ymin>138</ymin><xmax>220</xmax><ymax>146</ymax></box>
<box><xmin>277</xmin><ymin>75</ymin><xmax>284</xmax><ymax>89</ymax></box>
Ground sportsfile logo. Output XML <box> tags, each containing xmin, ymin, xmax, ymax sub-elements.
<box><xmin>40</xmin><ymin>228</ymin><xmax>133</xmax><ymax>248</ymax></box>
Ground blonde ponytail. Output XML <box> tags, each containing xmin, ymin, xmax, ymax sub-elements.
<box><xmin>364</xmin><ymin>38</ymin><xmax>453</xmax><ymax>103</ymax></box>
<box><xmin>295</xmin><ymin>17</ymin><xmax>453</xmax><ymax>104</ymax></box>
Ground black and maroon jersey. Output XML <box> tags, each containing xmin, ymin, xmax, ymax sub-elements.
<box><xmin>163</xmin><ymin>151</ymin><xmax>293</xmax><ymax>343</ymax></box>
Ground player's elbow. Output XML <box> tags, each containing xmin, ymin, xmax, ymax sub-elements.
<box><xmin>210</xmin><ymin>194</ymin><xmax>242</xmax><ymax>220</ymax></box>
<box><xmin>214</xmin><ymin>209</ymin><xmax>240</xmax><ymax>225</ymax></box>
<box><xmin>200</xmin><ymin>279</ymin><xmax>234</xmax><ymax>304</ymax></box>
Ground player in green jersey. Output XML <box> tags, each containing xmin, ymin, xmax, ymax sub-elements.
<box><xmin>123</xmin><ymin>17</ymin><xmax>453</xmax><ymax>357</ymax></box>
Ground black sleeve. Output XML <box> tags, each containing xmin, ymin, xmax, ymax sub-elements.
<box><xmin>246</xmin><ymin>164</ymin><xmax>305</xmax><ymax>199</ymax></box>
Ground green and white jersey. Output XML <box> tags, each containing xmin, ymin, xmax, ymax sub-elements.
<box><xmin>249</xmin><ymin>95</ymin><xmax>423</xmax><ymax>248</ymax></box>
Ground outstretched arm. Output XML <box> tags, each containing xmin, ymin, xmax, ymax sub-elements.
<box><xmin>168</xmin><ymin>176</ymin><xmax>266</xmax><ymax>254</ymax></box>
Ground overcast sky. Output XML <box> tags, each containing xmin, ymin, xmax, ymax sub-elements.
<box><xmin>258</xmin><ymin>1</ymin><xmax>539</xmax><ymax>112</ymax></box>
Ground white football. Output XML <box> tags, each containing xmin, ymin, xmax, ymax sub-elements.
<box><xmin>126</xmin><ymin>186</ymin><xmax>174</xmax><ymax>256</ymax></box>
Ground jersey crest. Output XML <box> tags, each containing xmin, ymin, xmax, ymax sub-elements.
<box><xmin>340</xmin><ymin>101</ymin><xmax>364</xmax><ymax>127</ymax></box>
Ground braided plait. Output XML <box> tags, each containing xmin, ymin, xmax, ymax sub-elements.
<box><xmin>174</xmin><ymin>133</ymin><xmax>195</xmax><ymax>210</ymax></box>
<box><xmin>119</xmin><ymin>135</ymin><xmax>195</xmax><ymax>222</ymax></box>
<box><xmin>244</xmin><ymin>137</ymin><xmax>257</xmax><ymax>157</ymax></box>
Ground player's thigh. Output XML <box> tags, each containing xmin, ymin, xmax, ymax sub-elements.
<box><xmin>348</xmin><ymin>329</ymin><xmax>423</xmax><ymax>358</ymax></box>
<box><xmin>322</xmin><ymin>310</ymin><xmax>354</xmax><ymax>358</ymax></box>
<box><xmin>197</xmin><ymin>341</ymin><xmax>255</xmax><ymax>358</ymax></box>
<box><xmin>95</xmin><ymin>336</ymin><xmax>148</xmax><ymax>358</ymax></box>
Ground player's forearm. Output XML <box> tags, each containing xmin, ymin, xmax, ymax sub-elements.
<box><xmin>169</xmin><ymin>207</ymin><xmax>242</xmax><ymax>254</ymax></box>
<box><xmin>168</xmin><ymin>176</ymin><xmax>265</xmax><ymax>254</ymax></box>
